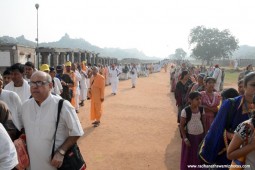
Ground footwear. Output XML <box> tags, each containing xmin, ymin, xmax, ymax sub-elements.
<box><xmin>92</xmin><ymin>121</ymin><xmax>100</xmax><ymax>125</ymax></box>
<box><xmin>93</xmin><ymin>123</ymin><xmax>99</xmax><ymax>127</ymax></box>
<box><xmin>79</xmin><ymin>101</ymin><xmax>84</xmax><ymax>106</ymax></box>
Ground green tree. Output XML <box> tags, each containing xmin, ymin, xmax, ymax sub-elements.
<box><xmin>189</xmin><ymin>26</ymin><xmax>239</xmax><ymax>65</ymax></box>
<box><xmin>174</xmin><ymin>48</ymin><xmax>186</xmax><ymax>60</ymax></box>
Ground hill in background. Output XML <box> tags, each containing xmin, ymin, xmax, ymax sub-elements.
<box><xmin>0</xmin><ymin>34</ymin><xmax>159</xmax><ymax>60</ymax></box>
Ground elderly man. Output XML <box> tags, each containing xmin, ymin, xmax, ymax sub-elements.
<box><xmin>21</xmin><ymin>71</ymin><xmax>84</xmax><ymax>170</ymax></box>
<box><xmin>40</xmin><ymin>64</ymin><xmax>63</xmax><ymax>96</ymax></box>
<box><xmin>90</xmin><ymin>66</ymin><xmax>105</xmax><ymax>127</ymax></box>
<box><xmin>4</xmin><ymin>63</ymin><xmax>31</xmax><ymax>103</ymax></box>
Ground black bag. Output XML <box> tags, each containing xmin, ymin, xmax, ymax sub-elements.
<box><xmin>58</xmin><ymin>144</ymin><xmax>86</xmax><ymax>170</ymax></box>
<box><xmin>179</xmin><ymin>106</ymin><xmax>204</xmax><ymax>138</ymax></box>
<box><xmin>52</xmin><ymin>99</ymin><xmax>86</xmax><ymax>170</ymax></box>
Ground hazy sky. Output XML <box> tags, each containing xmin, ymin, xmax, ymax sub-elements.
<box><xmin>0</xmin><ymin>0</ymin><xmax>254</xmax><ymax>58</ymax></box>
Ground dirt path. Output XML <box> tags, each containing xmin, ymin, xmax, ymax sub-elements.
<box><xmin>77</xmin><ymin>71</ymin><xmax>181</xmax><ymax>170</ymax></box>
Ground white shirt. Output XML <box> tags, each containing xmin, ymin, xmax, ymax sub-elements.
<box><xmin>21</xmin><ymin>94</ymin><xmax>84</xmax><ymax>170</ymax></box>
<box><xmin>130</xmin><ymin>67</ymin><xmax>138</xmax><ymax>78</ymax></box>
<box><xmin>181</xmin><ymin>109</ymin><xmax>205</xmax><ymax>135</ymax></box>
<box><xmin>212</xmin><ymin>67</ymin><xmax>222</xmax><ymax>91</ymax></box>
<box><xmin>0</xmin><ymin>123</ymin><xmax>18</xmax><ymax>170</ymax></box>
<box><xmin>80</xmin><ymin>70</ymin><xmax>88</xmax><ymax>89</ymax></box>
<box><xmin>109</xmin><ymin>68</ymin><xmax>121</xmax><ymax>82</ymax></box>
<box><xmin>52</xmin><ymin>77</ymin><xmax>63</xmax><ymax>95</ymax></box>
<box><xmin>0</xmin><ymin>89</ymin><xmax>22</xmax><ymax>130</ymax></box>
<box><xmin>212</xmin><ymin>68</ymin><xmax>222</xmax><ymax>82</ymax></box>
<box><xmin>75</xmin><ymin>70</ymin><xmax>82</xmax><ymax>93</ymax></box>
<box><xmin>4</xmin><ymin>79</ymin><xmax>31</xmax><ymax>103</ymax></box>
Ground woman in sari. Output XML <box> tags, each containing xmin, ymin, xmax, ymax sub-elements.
<box><xmin>200</xmin><ymin>77</ymin><xmax>221</xmax><ymax>133</ymax></box>
<box><xmin>199</xmin><ymin>72</ymin><xmax>255</xmax><ymax>168</ymax></box>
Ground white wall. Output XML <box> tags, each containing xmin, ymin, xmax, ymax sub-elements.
<box><xmin>0</xmin><ymin>51</ymin><xmax>11</xmax><ymax>66</ymax></box>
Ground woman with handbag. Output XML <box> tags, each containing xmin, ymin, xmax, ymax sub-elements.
<box><xmin>227</xmin><ymin>117</ymin><xmax>255</xmax><ymax>169</ymax></box>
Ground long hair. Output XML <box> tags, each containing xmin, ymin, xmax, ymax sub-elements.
<box><xmin>180</xmin><ymin>70</ymin><xmax>189</xmax><ymax>80</ymax></box>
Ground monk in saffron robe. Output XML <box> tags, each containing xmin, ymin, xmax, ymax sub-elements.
<box><xmin>90</xmin><ymin>66</ymin><xmax>105</xmax><ymax>127</ymax></box>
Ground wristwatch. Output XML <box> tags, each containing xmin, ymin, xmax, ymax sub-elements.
<box><xmin>57</xmin><ymin>148</ymin><xmax>66</xmax><ymax>156</ymax></box>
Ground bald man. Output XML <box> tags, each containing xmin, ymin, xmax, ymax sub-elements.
<box><xmin>90</xmin><ymin>67</ymin><xmax>105</xmax><ymax>127</ymax></box>
<box><xmin>21</xmin><ymin>71</ymin><xmax>83</xmax><ymax>170</ymax></box>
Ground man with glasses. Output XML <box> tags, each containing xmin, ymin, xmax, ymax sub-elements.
<box><xmin>4</xmin><ymin>63</ymin><xmax>31</xmax><ymax>103</ymax></box>
<box><xmin>40</xmin><ymin>64</ymin><xmax>63</xmax><ymax>96</ymax></box>
<box><xmin>21</xmin><ymin>71</ymin><xmax>84</xmax><ymax>170</ymax></box>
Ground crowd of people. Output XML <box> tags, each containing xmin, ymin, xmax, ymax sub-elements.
<box><xmin>0</xmin><ymin>59</ymin><xmax>164</xmax><ymax>169</ymax></box>
<box><xmin>170</xmin><ymin>62</ymin><xmax>255</xmax><ymax>169</ymax></box>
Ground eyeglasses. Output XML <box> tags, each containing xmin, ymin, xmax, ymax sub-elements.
<box><xmin>30</xmin><ymin>81</ymin><xmax>49</xmax><ymax>87</ymax></box>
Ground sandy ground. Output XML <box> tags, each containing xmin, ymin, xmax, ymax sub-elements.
<box><xmin>77</xmin><ymin>71</ymin><xmax>181</xmax><ymax>170</ymax></box>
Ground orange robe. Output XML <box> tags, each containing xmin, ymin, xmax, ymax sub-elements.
<box><xmin>90</xmin><ymin>73</ymin><xmax>105</xmax><ymax>121</ymax></box>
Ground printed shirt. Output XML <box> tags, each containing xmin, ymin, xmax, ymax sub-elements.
<box><xmin>234</xmin><ymin>118</ymin><xmax>255</xmax><ymax>169</ymax></box>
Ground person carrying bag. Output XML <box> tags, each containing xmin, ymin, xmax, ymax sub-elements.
<box><xmin>51</xmin><ymin>99</ymin><xmax>86</xmax><ymax>170</ymax></box>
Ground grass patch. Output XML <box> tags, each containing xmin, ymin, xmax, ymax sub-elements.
<box><xmin>223</xmin><ymin>69</ymin><xmax>240</xmax><ymax>86</ymax></box>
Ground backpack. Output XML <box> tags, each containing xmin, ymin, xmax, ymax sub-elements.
<box><xmin>185</xmin><ymin>106</ymin><xmax>204</xmax><ymax>128</ymax></box>
<box><xmin>179</xmin><ymin>106</ymin><xmax>204</xmax><ymax>138</ymax></box>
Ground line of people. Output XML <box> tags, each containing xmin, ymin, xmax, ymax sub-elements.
<box><xmin>171</xmin><ymin>62</ymin><xmax>255</xmax><ymax>170</ymax></box>
<box><xmin>0</xmin><ymin>60</ymin><xmax>142</xmax><ymax>169</ymax></box>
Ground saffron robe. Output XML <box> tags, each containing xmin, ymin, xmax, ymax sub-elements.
<box><xmin>90</xmin><ymin>74</ymin><xmax>105</xmax><ymax>121</ymax></box>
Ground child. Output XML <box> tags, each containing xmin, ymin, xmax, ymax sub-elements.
<box><xmin>180</xmin><ymin>91</ymin><xmax>205</xmax><ymax>170</ymax></box>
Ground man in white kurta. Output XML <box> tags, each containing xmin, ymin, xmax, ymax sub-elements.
<box><xmin>212</xmin><ymin>64</ymin><xmax>222</xmax><ymax>91</ymax></box>
<box><xmin>79</xmin><ymin>64</ymin><xmax>88</xmax><ymax>106</ymax></box>
<box><xmin>74</xmin><ymin>68</ymin><xmax>82</xmax><ymax>111</ymax></box>
<box><xmin>4</xmin><ymin>63</ymin><xmax>31</xmax><ymax>103</ymax></box>
<box><xmin>21</xmin><ymin>71</ymin><xmax>84</xmax><ymax>170</ymax></box>
<box><xmin>108</xmin><ymin>64</ymin><xmax>121</xmax><ymax>95</ymax></box>
<box><xmin>130</xmin><ymin>64</ymin><xmax>138</xmax><ymax>88</ymax></box>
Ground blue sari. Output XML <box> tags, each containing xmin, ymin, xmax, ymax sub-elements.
<box><xmin>199</xmin><ymin>96</ymin><xmax>249</xmax><ymax>168</ymax></box>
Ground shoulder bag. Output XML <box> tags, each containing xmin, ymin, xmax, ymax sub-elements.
<box><xmin>51</xmin><ymin>99</ymin><xmax>86</xmax><ymax>170</ymax></box>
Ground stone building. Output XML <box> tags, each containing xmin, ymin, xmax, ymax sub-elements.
<box><xmin>0</xmin><ymin>43</ymin><xmax>118</xmax><ymax>73</ymax></box>
<box><xmin>0</xmin><ymin>43</ymin><xmax>36</xmax><ymax>73</ymax></box>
